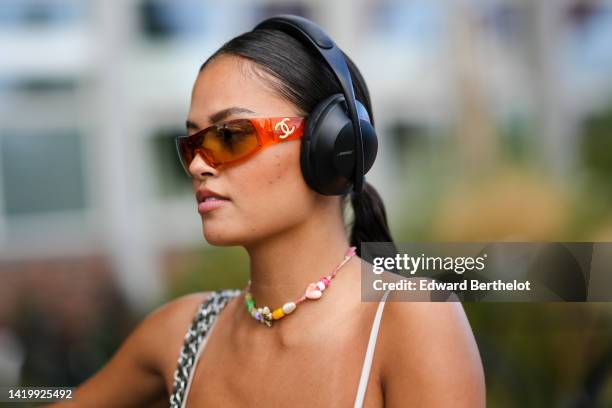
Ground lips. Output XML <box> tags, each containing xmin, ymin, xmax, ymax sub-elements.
<box><xmin>196</xmin><ymin>188</ymin><xmax>230</xmax><ymax>204</ymax></box>
<box><xmin>196</xmin><ymin>188</ymin><xmax>230</xmax><ymax>214</ymax></box>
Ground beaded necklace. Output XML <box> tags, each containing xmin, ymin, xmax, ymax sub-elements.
<box><xmin>244</xmin><ymin>246</ymin><xmax>357</xmax><ymax>327</ymax></box>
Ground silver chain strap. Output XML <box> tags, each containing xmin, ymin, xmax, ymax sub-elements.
<box><xmin>169</xmin><ymin>289</ymin><xmax>241</xmax><ymax>408</ymax></box>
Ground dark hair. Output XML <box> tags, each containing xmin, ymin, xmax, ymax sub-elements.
<box><xmin>200</xmin><ymin>28</ymin><xmax>396</xmax><ymax>256</ymax></box>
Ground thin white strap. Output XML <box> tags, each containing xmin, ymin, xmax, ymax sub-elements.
<box><xmin>180</xmin><ymin>315</ymin><xmax>220</xmax><ymax>408</ymax></box>
<box><xmin>353</xmin><ymin>289</ymin><xmax>391</xmax><ymax>408</ymax></box>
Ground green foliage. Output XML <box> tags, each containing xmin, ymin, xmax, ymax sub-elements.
<box><xmin>581</xmin><ymin>107</ymin><xmax>612</xmax><ymax>192</ymax></box>
<box><xmin>164</xmin><ymin>246</ymin><xmax>250</xmax><ymax>302</ymax></box>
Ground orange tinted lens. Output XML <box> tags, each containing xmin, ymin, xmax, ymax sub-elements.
<box><xmin>201</xmin><ymin>119</ymin><xmax>259</xmax><ymax>164</ymax></box>
<box><xmin>176</xmin><ymin>135</ymin><xmax>195</xmax><ymax>174</ymax></box>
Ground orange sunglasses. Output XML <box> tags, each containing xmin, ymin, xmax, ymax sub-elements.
<box><xmin>175</xmin><ymin>116</ymin><xmax>305</xmax><ymax>175</ymax></box>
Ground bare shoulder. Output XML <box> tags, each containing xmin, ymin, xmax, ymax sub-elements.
<box><xmin>49</xmin><ymin>291</ymin><xmax>214</xmax><ymax>407</ymax></box>
<box><xmin>146</xmin><ymin>291</ymin><xmax>215</xmax><ymax>337</ymax></box>
<box><xmin>125</xmin><ymin>291</ymin><xmax>215</xmax><ymax>364</ymax></box>
<box><xmin>148</xmin><ymin>292</ymin><xmax>216</xmax><ymax>372</ymax></box>
<box><xmin>379</xmin><ymin>293</ymin><xmax>486</xmax><ymax>407</ymax></box>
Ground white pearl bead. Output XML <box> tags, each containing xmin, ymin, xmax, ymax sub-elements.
<box><xmin>306</xmin><ymin>289</ymin><xmax>322</xmax><ymax>299</ymax></box>
<box><xmin>316</xmin><ymin>281</ymin><xmax>326</xmax><ymax>291</ymax></box>
<box><xmin>282</xmin><ymin>302</ymin><xmax>296</xmax><ymax>314</ymax></box>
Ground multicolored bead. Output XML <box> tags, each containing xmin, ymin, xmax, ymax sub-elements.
<box><xmin>305</xmin><ymin>283</ymin><xmax>322</xmax><ymax>299</ymax></box>
<box><xmin>243</xmin><ymin>246</ymin><xmax>356</xmax><ymax>327</ymax></box>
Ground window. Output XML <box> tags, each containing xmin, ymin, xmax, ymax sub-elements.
<box><xmin>367</xmin><ymin>0</ymin><xmax>445</xmax><ymax>51</ymax></box>
<box><xmin>0</xmin><ymin>0</ymin><xmax>86</xmax><ymax>28</ymax></box>
<box><xmin>139</xmin><ymin>0</ymin><xmax>226</xmax><ymax>41</ymax></box>
<box><xmin>0</xmin><ymin>76</ymin><xmax>86</xmax><ymax>218</ymax></box>
<box><xmin>150</xmin><ymin>127</ymin><xmax>192</xmax><ymax>198</ymax></box>
<box><xmin>1</xmin><ymin>130</ymin><xmax>86</xmax><ymax>216</ymax></box>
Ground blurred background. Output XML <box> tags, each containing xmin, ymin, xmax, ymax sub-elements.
<box><xmin>1</xmin><ymin>0</ymin><xmax>611</xmax><ymax>406</ymax></box>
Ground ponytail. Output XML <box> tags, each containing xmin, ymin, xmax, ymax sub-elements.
<box><xmin>348</xmin><ymin>181</ymin><xmax>397</xmax><ymax>258</ymax></box>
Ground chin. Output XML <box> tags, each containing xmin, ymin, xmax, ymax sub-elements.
<box><xmin>202</xmin><ymin>225</ymin><xmax>243</xmax><ymax>246</ymax></box>
<box><xmin>203</xmin><ymin>231</ymin><xmax>234</xmax><ymax>246</ymax></box>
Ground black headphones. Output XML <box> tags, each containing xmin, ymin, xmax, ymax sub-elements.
<box><xmin>253</xmin><ymin>15</ymin><xmax>378</xmax><ymax>196</ymax></box>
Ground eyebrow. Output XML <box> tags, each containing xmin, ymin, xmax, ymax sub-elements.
<box><xmin>186</xmin><ymin>106</ymin><xmax>257</xmax><ymax>131</ymax></box>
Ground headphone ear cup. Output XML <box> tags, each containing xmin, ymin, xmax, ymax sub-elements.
<box><xmin>300</xmin><ymin>94</ymin><xmax>352</xmax><ymax>195</ymax></box>
<box><xmin>352</xmin><ymin>99</ymin><xmax>378</xmax><ymax>175</ymax></box>
<box><xmin>359</xmin><ymin>117</ymin><xmax>378</xmax><ymax>175</ymax></box>
<box><xmin>300</xmin><ymin>94</ymin><xmax>378</xmax><ymax>195</ymax></box>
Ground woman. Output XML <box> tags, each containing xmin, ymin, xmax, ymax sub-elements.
<box><xmin>51</xmin><ymin>15</ymin><xmax>485</xmax><ymax>407</ymax></box>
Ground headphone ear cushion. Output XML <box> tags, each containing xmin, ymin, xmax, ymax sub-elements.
<box><xmin>351</xmin><ymin>98</ymin><xmax>378</xmax><ymax>175</ymax></box>
<box><xmin>359</xmin><ymin>118</ymin><xmax>378</xmax><ymax>174</ymax></box>
<box><xmin>300</xmin><ymin>94</ymin><xmax>378</xmax><ymax>195</ymax></box>
<box><xmin>300</xmin><ymin>94</ymin><xmax>349</xmax><ymax>195</ymax></box>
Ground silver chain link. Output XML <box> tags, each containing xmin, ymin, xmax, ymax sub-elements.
<box><xmin>169</xmin><ymin>289</ymin><xmax>241</xmax><ymax>408</ymax></box>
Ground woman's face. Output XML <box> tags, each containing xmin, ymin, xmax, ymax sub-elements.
<box><xmin>187</xmin><ymin>55</ymin><xmax>336</xmax><ymax>246</ymax></box>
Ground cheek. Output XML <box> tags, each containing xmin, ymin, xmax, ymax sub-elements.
<box><xmin>228</xmin><ymin>142</ymin><xmax>314</xmax><ymax>229</ymax></box>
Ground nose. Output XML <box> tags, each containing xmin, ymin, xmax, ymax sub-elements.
<box><xmin>189</xmin><ymin>152</ymin><xmax>218</xmax><ymax>179</ymax></box>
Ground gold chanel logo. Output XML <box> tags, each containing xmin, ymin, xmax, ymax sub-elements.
<box><xmin>275</xmin><ymin>118</ymin><xmax>296</xmax><ymax>139</ymax></box>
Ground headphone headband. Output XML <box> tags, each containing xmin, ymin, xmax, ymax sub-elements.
<box><xmin>253</xmin><ymin>15</ymin><xmax>366</xmax><ymax>193</ymax></box>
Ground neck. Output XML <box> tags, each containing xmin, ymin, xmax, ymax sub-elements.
<box><xmin>243</xmin><ymin>204</ymin><xmax>353</xmax><ymax>309</ymax></box>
